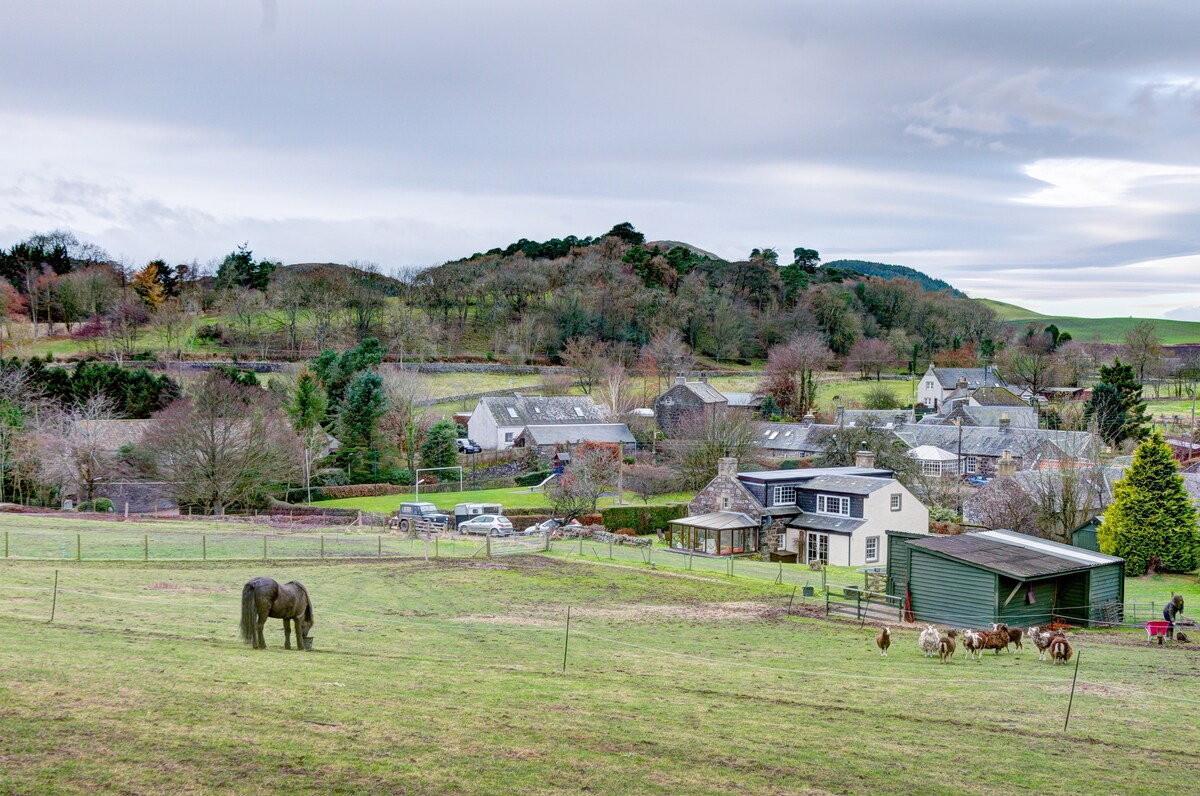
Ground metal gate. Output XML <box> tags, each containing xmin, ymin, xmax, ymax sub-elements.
<box><xmin>825</xmin><ymin>586</ymin><xmax>902</xmax><ymax>624</ymax></box>
<box><xmin>488</xmin><ymin>532</ymin><xmax>550</xmax><ymax>557</ymax></box>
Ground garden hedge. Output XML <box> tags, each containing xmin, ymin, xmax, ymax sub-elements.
<box><xmin>599</xmin><ymin>503</ymin><xmax>689</xmax><ymax>535</ymax></box>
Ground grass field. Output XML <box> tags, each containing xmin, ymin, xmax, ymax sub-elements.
<box><xmin>2</xmin><ymin>550</ymin><xmax>1198</xmax><ymax>794</ymax></box>
<box><xmin>977</xmin><ymin>299</ymin><xmax>1200</xmax><ymax>344</ymax></box>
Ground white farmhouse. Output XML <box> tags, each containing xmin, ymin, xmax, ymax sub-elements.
<box><xmin>466</xmin><ymin>395</ymin><xmax>608</xmax><ymax>450</ymax></box>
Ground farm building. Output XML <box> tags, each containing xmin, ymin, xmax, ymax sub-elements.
<box><xmin>886</xmin><ymin>529</ymin><xmax>1124</xmax><ymax>628</ymax></box>
<box><xmin>1071</xmin><ymin>516</ymin><xmax>1102</xmax><ymax>552</ymax></box>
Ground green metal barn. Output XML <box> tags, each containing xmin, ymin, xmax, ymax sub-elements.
<box><xmin>1071</xmin><ymin>516</ymin><xmax>1102</xmax><ymax>552</ymax></box>
<box><xmin>886</xmin><ymin>529</ymin><xmax>1124</xmax><ymax>628</ymax></box>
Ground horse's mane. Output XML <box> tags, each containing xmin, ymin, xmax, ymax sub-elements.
<box><xmin>290</xmin><ymin>580</ymin><xmax>313</xmax><ymax>625</ymax></box>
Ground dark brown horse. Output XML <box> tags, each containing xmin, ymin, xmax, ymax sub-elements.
<box><xmin>240</xmin><ymin>577</ymin><xmax>313</xmax><ymax>650</ymax></box>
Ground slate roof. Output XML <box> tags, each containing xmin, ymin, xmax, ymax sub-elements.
<box><xmin>800</xmin><ymin>474</ymin><xmax>894</xmax><ymax>496</ymax></box>
<box><xmin>480</xmin><ymin>396</ymin><xmax>607</xmax><ymax>426</ymax></box>
<box><xmin>680</xmin><ymin>381</ymin><xmax>727</xmax><ymax>404</ymax></box>
<box><xmin>517</xmin><ymin>423</ymin><xmax>636</xmax><ymax>446</ymax></box>
<box><xmin>933</xmin><ymin>406</ymin><xmax>1039</xmax><ymax>429</ymax></box>
<box><xmin>752</xmin><ymin>422</ymin><xmax>828</xmax><ymax>453</ymax></box>
<box><xmin>894</xmin><ymin>424</ymin><xmax>1094</xmax><ymax>460</ymax></box>
<box><xmin>722</xmin><ymin>391</ymin><xmax>761</xmax><ymax>408</ymax></box>
<box><xmin>928</xmin><ymin>367</ymin><xmax>1007</xmax><ymax>390</ymax></box>
<box><xmin>837</xmin><ymin>408</ymin><xmax>914</xmax><ymax>428</ymax></box>
<box><xmin>669</xmin><ymin>511</ymin><xmax>758</xmax><ymax>530</ymax></box>
<box><xmin>786</xmin><ymin>512</ymin><xmax>867</xmax><ymax>535</ymax></box>
<box><xmin>941</xmin><ymin>385</ymin><xmax>1029</xmax><ymax>408</ymax></box>
<box><xmin>907</xmin><ymin>529</ymin><xmax>1123</xmax><ymax>579</ymax></box>
<box><xmin>737</xmin><ymin>466</ymin><xmax>895</xmax><ymax>483</ymax></box>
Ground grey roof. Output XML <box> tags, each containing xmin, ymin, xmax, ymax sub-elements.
<box><xmin>785</xmin><ymin>512</ymin><xmax>866</xmax><ymax>535</ymax></box>
<box><xmin>907</xmin><ymin>529</ymin><xmax>1122</xmax><ymax>579</ymax></box>
<box><xmin>679</xmin><ymin>381</ymin><xmax>727</xmax><ymax>404</ymax></box>
<box><xmin>722</xmin><ymin>391</ymin><xmax>761</xmax><ymax>408</ymax></box>
<box><xmin>480</xmin><ymin>396</ymin><xmax>607</xmax><ymax>426</ymax></box>
<box><xmin>752</xmin><ymin>422</ymin><xmax>830</xmax><ymax>453</ymax></box>
<box><xmin>669</xmin><ymin>511</ymin><xmax>758</xmax><ymax>530</ymax></box>
<box><xmin>1182</xmin><ymin>473</ymin><xmax>1200</xmax><ymax>507</ymax></box>
<box><xmin>941</xmin><ymin>385</ymin><xmax>1029</xmax><ymax>408</ymax></box>
<box><xmin>929</xmin><ymin>366</ymin><xmax>1007</xmax><ymax>390</ymax></box>
<box><xmin>836</xmin><ymin>409</ymin><xmax>914</xmax><ymax>428</ymax></box>
<box><xmin>518</xmin><ymin>423</ymin><xmax>636</xmax><ymax>446</ymax></box>
<box><xmin>894</xmin><ymin>424</ymin><xmax>1094</xmax><ymax>460</ymax></box>
<box><xmin>929</xmin><ymin>405</ymin><xmax>1039</xmax><ymax>429</ymax></box>
<box><xmin>800</xmin><ymin>475</ymin><xmax>895</xmax><ymax>496</ymax></box>
<box><xmin>738</xmin><ymin>466</ymin><xmax>895</xmax><ymax>483</ymax></box>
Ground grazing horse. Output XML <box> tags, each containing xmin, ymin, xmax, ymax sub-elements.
<box><xmin>240</xmin><ymin>577</ymin><xmax>313</xmax><ymax>650</ymax></box>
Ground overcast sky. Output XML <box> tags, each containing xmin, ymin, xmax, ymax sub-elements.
<box><xmin>3</xmin><ymin>2</ymin><xmax>1200</xmax><ymax>319</ymax></box>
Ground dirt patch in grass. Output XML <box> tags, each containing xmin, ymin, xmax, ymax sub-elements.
<box><xmin>146</xmin><ymin>581</ymin><xmax>229</xmax><ymax>594</ymax></box>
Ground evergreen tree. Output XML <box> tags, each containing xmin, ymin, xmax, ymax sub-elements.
<box><xmin>338</xmin><ymin>371</ymin><xmax>387</xmax><ymax>453</ymax></box>
<box><xmin>1094</xmin><ymin>359</ymin><xmax>1149</xmax><ymax>443</ymax></box>
<box><xmin>288</xmin><ymin>369</ymin><xmax>326</xmax><ymax>434</ymax></box>
<box><xmin>312</xmin><ymin>338</ymin><xmax>387</xmax><ymax>408</ymax></box>
<box><xmin>420</xmin><ymin>419</ymin><xmax>459</xmax><ymax>470</ymax></box>
<box><xmin>1084</xmin><ymin>382</ymin><xmax>1126</xmax><ymax>445</ymax></box>
<box><xmin>1098</xmin><ymin>429</ymin><xmax>1200</xmax><ymax>574</ymax></box>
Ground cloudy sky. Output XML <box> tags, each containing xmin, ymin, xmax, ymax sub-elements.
<box><xmin>3</xmin><ymin>2</ymin><xmax>1200</xmax><ymax>319</ymax></box>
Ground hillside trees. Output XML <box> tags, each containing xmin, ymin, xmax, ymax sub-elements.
<box><xmin>1123</xmin><ymin>321</ymin><xmax>1163</xmax><ymax>382</ymax></box>
<box><xmin>1098</xmin><ymin>430</ymin><xmax>1200</xmax><ymax>573</ymax></box>
<box><xmin>215</xmin><ymin>244</ymin><xmax>277</xmax><ymax>292</ymax></box>
<box><xmin>1087</xmin><ymin>359</ymin><xmax>1149</xmax><ymax>445</ymax></box>
<box><xmin>760</xmin><ymin>333</ymin><xmax>833</xmax><ymax>420</ymax></box>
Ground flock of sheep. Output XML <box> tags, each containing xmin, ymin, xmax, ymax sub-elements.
<box><xmin>875</xmin><ymin>623</ymin><xmax>1074</xmax><ymax>664</ymax></box>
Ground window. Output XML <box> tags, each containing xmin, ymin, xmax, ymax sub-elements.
<box><xmin>964</xmin><ymin>456</ymin><xmax>978</xmax><ymax>474</ymax></box>
<box><xmin>925</xmin><ymin>381</ymin><xmax>934</xmax><ymax>389</ymax></box>
<box><xmin>806</xmin><ymin>532</ymin><xmax>829</xmax><ymax>564</ymax></box>
<box><xmin>816</xmin><ymin>494</ymin><xmax>850</xmax><ymax>516</ymax></box>
<box><xmin>504</xmin><ymin>432</ymin><xmax>515</xmax><ymax>443</ymax></box>
<box><xmin>506</xmin><ymin>407</ymin><xmax>518</xmax><ymax>419</ymax></box>
<box><xmin>773</xmin><ymin>485</ymin><xmax>797</xmax><ymax>505</ymax></box>
<box><xmin>865</xmin><ymin>536</ymin><xmax>879</xmax><ymax>563</ymax></box>
<box><xmin>890</xmin><ymin>494</ymin><xmax>902</xmax><ymax>511</ymax></box>
<box><xmin>920</xmin><ymin>460</ymin><xmax>943</xmax><ymax>477</ymax></box>
<box><xmin>722</xmin><ymin>496</ymin><xmax>730</xmax><ymax>509</ymax></box>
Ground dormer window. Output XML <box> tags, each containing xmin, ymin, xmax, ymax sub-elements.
<box><xmin>816</xmin><ymin>494</ymin><xmax>850</xmax><ymax>517</ymax></box>
<box><xmin>772</xmin><ymin>485</ymin><xmax>796</xmax><ymax>505</ymax></box>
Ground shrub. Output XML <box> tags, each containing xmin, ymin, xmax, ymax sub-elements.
<box><xmin>78</xmin><ymin>497</ymin><xmax>115</xmax><ymax>512</ymax></box>
<box><xmin>599</xmin><ymin>503</ymin><xmax>688</xmax><ymax>535</ymax></box>
<box><xmin>515</xmin><ymin>470</ymin><xmax>552</xmax><ymax>487</ymax></box>
<box><xmin>614</xmin><ymin>528</ymin><xmax>637</xmax><ymax>537</ymax></box>
<box><xmin>194</xmin><ymin>324</ymin><xmax>224</xmax><ymax>343</ymax></box>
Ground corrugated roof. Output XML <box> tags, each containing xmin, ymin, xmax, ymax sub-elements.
<box><xmin>800</xmin><ymin>475</ymin><xmax>893</xmax><ymax>496</ymax></box>
<box><xmin>907</xmin><ymin>529</ymin><xmax>1122</xmax><ymax>579</ymax></box>
<box><xmin>518</xmin><ymin>423</ymin><xmax>636</xmax><ymax>446</ymax></box>
<box><xmin>907</xmin><ymin>445</ymin><xmax>958</xmax><ymax>462</ymax></box>
<box><xmin>669</xmin><ymin>511</ymin><xmax>758</xmax><ymax>530</ymax></box>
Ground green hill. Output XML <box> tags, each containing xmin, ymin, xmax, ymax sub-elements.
<box><xmin>975</xmin><ymin>299</ymin><xmax>1200</xmax><ymax>344</ymax></box>
<box><xmin>825</xmin><ymin>260</ymin><xmax>965</xmax><ymax>296</ymax></box>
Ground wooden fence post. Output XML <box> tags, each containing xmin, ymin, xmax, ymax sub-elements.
<box><xmin>486</xmin><ymin>535</ymin><xmax>492</xmax><ymax>558</ymax></box>
<box><xmin>320</xmin><ymin>534</ymin><xmax>325</xmax><ymax>559</ymax></box>
<box><xmin>4</xmin><ymin>530</ymin><xmax>7</xmax><ymax>558</ymax></box>
<box><xmin>263</xmin><ymin>535</ymin><xmax>267</xmax><ymax>560</ymax></box>
<box><xmin>378</xmin><ymin>535</ymin><xmax>382</xmax><ymax>557</ymax></box>
<box><xmin>143</xmin><ymin>534</ymin><xmax>148</xmax><ymax>562</ymax></box>
<box><xmin>76</xmin><ymin>534</ymin><xmax>81</xmax><ymax>561</ymax></box>
<box><xmin>202</xmin><ymin>535</ymin><xmax>206</xmax><ymax>561</ymax></box>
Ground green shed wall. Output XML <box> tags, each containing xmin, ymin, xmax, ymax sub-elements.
<box><xmin>1087</xmin><ymin>563</ymin><xmax>1124</xmax><ymax>626</ymax></box>
<box><xmin>1072</xmin><ymin>525</ymin><xmax>1100</xmax><ymax>552</ymax></box>
<box><xmin>885</xmin><ymin>532</ymin><xmax>922</xmax><ymax>599</ymax></box>
<box><xmin>908</xmin><ymin>550</ymin><xmax>996</xmax><ymax>628</ymax></box>
<box><xmin>994</xmin><ymin>576</ymin><xmax>1061</xmax><ymax>628</ymax></box>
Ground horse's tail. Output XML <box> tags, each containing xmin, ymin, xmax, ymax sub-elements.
<box><xmin>239</xmin><ymin>582</ymin><xmax>258</xmax><ymax>644</ymax></box>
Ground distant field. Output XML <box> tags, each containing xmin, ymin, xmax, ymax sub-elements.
<box><xmin>2</xmin><ymin>554</ymin><xmax>1198</xmax><ymax>794</ymax></box>
<box><xmin>977</xmin><ymin>299</ymin><xmax>1200</xmax><ymax>344</ymax></box>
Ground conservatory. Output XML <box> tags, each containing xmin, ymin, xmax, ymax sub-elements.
<box><xmin>666</xmin><ymin>511</ymin><xmax>760</xmax><ymax>556</ymax></box>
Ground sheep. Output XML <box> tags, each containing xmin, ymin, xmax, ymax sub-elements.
<box><xmin>991</xmin><ymin>623</ymin><xmax>1023</xmax><ymax>653</ymax></box>
<box><xmin>875</xmin><ymin>626</ymin><xmax>891</xmax><ymax>657</ymax></box>
<box><xmin>938</xmin><ymin>629</ymin><xmax>958</xmax><ymax>663</ymax></box>
<box><xmin>1049</xmin><ymin>632</ymin><xmax>1073</xmax><ymax>665</ymax></box>
<box><xmin>960</xmin><ymin>629</ymin><xmax>983</xmax><ymax>661</ymax></box>
<box><xmin>919</xmin><ymin>625</ymin><xmax>941</xmax><ymax>658</ymax></box>
<box><xmin>1027</xmin><ymin>626</ymin><xmax>1054</xmax><ymax>661</ymax></box>
<box><xmin>977</xmin><ymin>624</ymin><xmax>1011</xmax><ymax>655</ymax></box>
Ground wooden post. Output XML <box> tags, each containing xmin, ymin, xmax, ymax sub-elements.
<box><xmin>1064</xmin><ymin>652</ymin><xmax>1082</xmax><ymax>731</ymax></box>
<box><xmin>486</xmin><ymin>535</ymin><xmax>492</xmax><ymax>558</ymax></box>
<box><xmin>787</xmin><ymin>585</ymin><xmax>797</xmax><ymax>616</ymax></box>
<box><xmin>124</xmin><ymin>501</ymin><xmax>129</xmax><ymax>519</ymax></box>
<box><xmin>378</xmin><ymin>535</ymin><xmax>382</xmax><ymax>557</ymax></box>
<box><xmin>76</xmin><ymin>534</ymin><xmax>81</xmax><ymax>561</ymax></box>
<box><xmin>562</xmin><ymin>605</ymin><xmax>571</xmax><ymax>673</ymax></box>
<box><xmin>579</xmin><ymin>536</ymin><xmax>583</xmax><ymax>555</ymax></box>
<box><xmin>143</xmin><ymin>534</ymin><xmax>148</xmax><ymax>562</ymax></box>
<box><xmin>320</xmin><ymin>534</ymin><xmax>325</xmax><ymax>559</ymax></box>
<box><xmin>435</xmin><ymin>537</ymin><xmax>439</xmax><ymax>558</ymax></box>
<box><xmin>4</xmin><ymin>530</ymin><xmax>7</xmax><ymax>558</ymax></box>
<box><xmin>48</xmin><ymin>570</ymin><xmax>58</xmax><ymax>623</ymax></box>
<box><xmin>609</xmin><ymin>541</ymin><xmax>613</xmax><ymax>560</ymax></box>
<box><xmin>263</xmin><ymin>535</ymin><xmax>267</xmax><ymax>560</ymax></box>
<box><xmin>202</xmin><ymin>535</ymin><xmax>206</xmax><ymax>561</ymax></box>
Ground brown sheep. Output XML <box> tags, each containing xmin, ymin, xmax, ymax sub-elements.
<box><xmin>876</xmin><ymin>626</ymin><xmax>891</xmax><ymax>657</ymax></box>
<box><xmin>1049</xmin><ymin>632</ymin><xmax>1073</xmax><ymax>665</ymax></box>
<box><xmin>977</xmin><ymin>624</ymin><xmax>1011</xmax><ymax>655</ymax></box>
<box><xmin>938</xmin><ymin>629</ymin><xmax>958</xmax><ymax>663</ymax></box>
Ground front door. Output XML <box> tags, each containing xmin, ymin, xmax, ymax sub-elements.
<box><xmin>806</xmin><ymin>532</ymin><xmax>829</xmax><ymax>564</ymax></box>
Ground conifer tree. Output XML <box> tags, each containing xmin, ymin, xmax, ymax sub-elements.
<box><xmin>1099</xmin><ymin>429</ymin><xmax>1200</xmax><ymax>573</ymax></box>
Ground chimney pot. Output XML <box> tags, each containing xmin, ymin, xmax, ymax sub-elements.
<box><xmin>854</xmin><ymin>444</ymin><xmax>876</xmax><ymax>469</ymax></box>
<box><xmin>699</xmin><ymin>373</ymin><xmax>708</xmax><ymax>384</ymax></box>
<box><xmin>674</xmin><ymin>375</ymin><xmax>686</xmax><ymax>386</ymax></box>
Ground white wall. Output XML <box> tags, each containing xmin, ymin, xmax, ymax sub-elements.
<box><xmin>850</xmin><ymin>483</ymin><xmax>930</xmax><ymax>567</ymax></box>
<box><xmin>467</xmin><ymin>403</ymin><xmax>501</xmax><ymax>450</ymax></box>
<box><xmin>916</xmin><ymin>366</ymin><xmax>943</xmax><ymax>408</ymax></box>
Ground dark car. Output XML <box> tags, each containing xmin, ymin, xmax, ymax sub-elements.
<box><xmin>389</xmin><ymin>502</ymin><xmax>452</xmax><ymax>532</ymax></box>
<box><xmin>456</xmin><ymin>438</ymin><xmax>482</xmax><ymax>454</ymax></box>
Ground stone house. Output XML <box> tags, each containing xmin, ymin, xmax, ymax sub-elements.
<box><xmin>466</xmin><ymin>395</ymin><xmax>608</xmax><ymax>450</ymax></box>
<box><xmin>654</xmin><ymin>375</ymin><xmax>761</xmax><ymax>438</ymax></box>
<box><xmin>916</xmin><ymin>364</ymin><xmax>1008</xmax><ymax>410</ymax></box>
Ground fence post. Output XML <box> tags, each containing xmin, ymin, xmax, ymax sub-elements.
<box><xmin>435</xmin><ymin>537</ymin><xmax>439</xmax><ymax>558</ymax></box>
<box><xmin>48</xmin><ymin>570</ymin><xmax>58</xmax><ymax>623</ymax></box>
<box><xmin>544</xmin><ymin>532</ymin><xmax>550</xmax><ymax>552</ymax></box>
<box><xmin>579</xmin><ymin>536</ymin><xmax>583</xmax><ymax>555</ymax></box>
<box><xmin>378</xmin><ymin>535</ymin><xmax>382</xmax><ymax>557</ymax></box>
<box><xmin>486</xmin><ymin>535</ymin><xmax>492</xmax><ymax>558</ymax></box>
<box><xmin>263</xmin><ymin>535</ymin><xmax>267</xmax><ymax>560</ymax></box>
<box><xmin>143</xmin><ymin>534</ymin><xmax>148</xmax><ymax>562</ymax></box>
<box><xmin>1064</xmin><ymin>652</ymin><xmax>1082</xmax><ymax>731</ymax></box>
<box><xmin>562</xmin><ymin>606</ymin><xmax>571</xmax><ymax>673</ymax></box>
<box><xmin>320</xmin><ymin>534</ymin><xmax>325</xmax><ymax>559</ymax></box>
<box><xmin>4</xmin><ymin>530</ymin><xmax>7</xmax><ymax>558</ymax></box>
<box><xmin>787</xmin><ymin>585</ymin><xmax>797</xmax><ymax>616</ymax></box>
<box><xmin>202</xmin><ymin>535</ymin><xmax>206</xmax><ymax>561</ymax></box>
<box><xmin>76</xmin><ymin>534</ymin><xmax>81</xmax><ymax>561</ymax></box>
<box><xmin>609</xmin><ymin>541</ymin><xmax>613</xmax><ymax>560</ymax></box>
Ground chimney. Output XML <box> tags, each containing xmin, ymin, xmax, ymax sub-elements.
<box><xmin>699</xmin><ymin>372</ymin><xmax>708</xmax><ymax>384</ymax></box>
<box><xmin>717</xmin><ymin>457</ymin><xmax>738</xmax><ymax>478</ymax></box>
<box><xmin>674</xmin><ymin>375</ymin><xmax>686</xmax><ymax>386</ymax></box>
<box><xmin>835</xmin><ymin>406</ymin><xmax>845</xmax><ymax>425</ymax></box>
<box><xmin>998</xmin><ymin>413</ymin><xmax>1010</xmax><ymax>432</ymax></box>
<box><xmin>854</xmin><ymin>442</ymin><xmax>876</xmax><ymax>469</ymax></box>
<box><xmin>957</xmin><ymin>376</ymin><xmax>969</xmax><ymax>389</ymax></box>
<box><xmin>802</xmin><ymin>411</ymin><xmax>816</xmax><ymax>427</ymax></box>
<box><xmin>513</xmin><ymin>391</ymin><xmax>523</xmax><ymax>399</ymax></box>
<box><xmin>997</xmin><ymin>449</ymin><xmax>1018</xmax><ymax>477</ymax></box>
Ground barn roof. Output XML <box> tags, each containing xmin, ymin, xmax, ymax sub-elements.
<box><xmin>907</xmin><ymin>529</ymin><xmax>1122</xmax><ymax>579</ymax></box>
<box><xmin>518</xmin><ymin>423</ymin><xmax>636</xmax><ymax>446</ymax></box>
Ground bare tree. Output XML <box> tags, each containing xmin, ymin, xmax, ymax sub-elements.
<box><xmin>845</xmin><ymin>337</ymin><xmax>894</xmax><ymax>380</ymax></box>
<box><xmin>149</xmin><ymin>299</ymin><xmax>195</xmax><ymax>360</ymax></box>
<box><xmin>640</xmin><ymin>329</ymin><xmax>696</xmax><ymax>393</ymax></box>
<box><xmin>596</xmin><ymin>362</ymin><xmax>637</xmax><ymax>416</ymax></box>
<box><xmin>669</xmin><ymin>410</ymin><xmax>758</xmax><ymax>490</ymax></box>
<box><xmin>267</xmin><ymin>269</ymin><xmax>308</xmax><ymax>356</ymax></box>
<box><xmin>547</xmin><ymin>443</ymin><xmax>619</xmax><ymax>520</ymax></box>
<box><xmin>759</xmin><ymin>333</ymin><xmax>833</xmax><ymax>419</ymax></box>
<box><xmin>623</xmin><ymin>464</ymin><xmax>680</xmax><ymax>504</ymax></box>
<box><xmin>37</xmin><ymin>396</ymin><xmax>120</xmax><ymax>503</ymax></box>
<box><xmin>383</xmin><ymin>304</ymin><xmax>433</xmax><ymax>365</ymax></box>
<box><xmin>561</xmin><ymin>337</ymin><xmax>609</xmax><ymax>395</ymax></box>
<box><xmin>998</xmin><ymin>334</ymin><xmax>1059</xmax><ymax>396</ymax></box>
<box><xmin>1123</xmin><ymin>320</ymin><xmax>1163</xmax><ymax>382</ymax></box>
<box><xmin>144</xmin><ymin>374</ymin><xmax>302</xmax><ymax>515</ymax></box>
<box><xmin>380</xmin><ymin>369</ymin><xmax>431</xmax><ymax>475</ymax></box>
<box><xmin>104</xmin><ymin>299</ymin><xmax>150</xmax><ymax>363</ymax></box>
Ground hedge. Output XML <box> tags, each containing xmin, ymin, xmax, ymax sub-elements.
<box><xmin>514</xmin><ymin>470</ymin><xmax>552</xmax><ymax>487</ymax></box>
<box><xmin>599</xmin><ymin>503</ymin><xmax>689</xmax><ymax>535</ymax></box>
<box><xmin>279</xmin><ymin>484</ymin><xmax>409</xmax><ymax>503</ymax></box>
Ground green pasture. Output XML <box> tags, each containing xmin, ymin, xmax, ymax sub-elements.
<box><xmin>1</xmin><ymin>552</ymin><xmax>1198</xmax><ymax>795</ymax></box>
<box><xmin>977</xmin><ymin>299</ymin><xmax>1200</xmax><ymax>344</ymax></box>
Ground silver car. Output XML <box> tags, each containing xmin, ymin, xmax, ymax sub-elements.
<box><xmin>457</xmin><ymin>514</ymin><xmax>514</xmax><ymax>536</ymax></box>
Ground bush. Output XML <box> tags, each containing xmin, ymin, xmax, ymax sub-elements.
<box><xmin>382</xmin><ymin>467</ymin><xmax>415</xmax><ymax>486</ymax></box>
<box><xmin>863</xmin><ymin>384</ymin><xmax>901</xmax><ymax>410</ymax></box>
<box><xmin>599</xmin><ymin>503</ymin><xmax>688</xmax><ymax>535</ymax></box>
<box><xmin>194</xmin><ymin>324</ymin><xmax>224</xmax><ymax>343</ymax></box>
<box><xmin>78</xmin><ymin>497</ymin><xmax>115</xmax><ymax>512</ymax></box>
<box><xmin>515</xmin><ymin>470</ymin><xmax>552</xmax><ymax>487</ymax></box>
<box><xmin>314</xmin><ymin>468</ymin><xmax>348</xmax><ymax>487</ymax></box>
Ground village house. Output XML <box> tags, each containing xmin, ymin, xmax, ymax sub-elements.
<box><xmin>916</xmin><ymin>364</ymin><xmax>1009</xmax><ymax>410</ymax></box>
<box><xmin>466</xmin><ymin>395</ymin><xmax>608</xmax><ymax>450</ymax></box>
<box><xmin>672</xmin><ymin>452</ymin><xmax>929</xmax><ymax>565</ymax></box>
<box><xmin>513</xmin><ymin>423</ymin><xmax>637</xmax><ymax>456</ymax></box>
<box><xmin>894</xmin><ymin>423</ymin><xmax>1095</xmax><ymax>478</ymax></box>
<box><xmin>654</xmin><ymin>375</ymin><xmax>760</xmax><ymax>438</ymax></box>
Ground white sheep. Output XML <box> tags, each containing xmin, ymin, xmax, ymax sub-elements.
<box><xmin>918</xmin><ymin>625</ymin><xmax>941</xmax><ymax>658</ymax></box>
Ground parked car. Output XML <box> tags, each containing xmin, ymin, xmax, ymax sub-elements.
<box><xmin>523</xmin><ymin>518</ymin><xmax>581</xmax><ymax>535</ymax></box>
<box><xmin>457</xmin><ymin>514</ymin><xmax>514</xmax><ymax>536</ymax></box>
<box><xmin>964</xmin><ymin>475</ymin><xmax>991</xmax><ymax>487</ymax></box>
<box><xmin>456</xmin><ymin>438</ymin><xmax>482</xmax><ymax>454</ymax></box>
<box><xmin>389</xmin><ymin>502</ymin><xmax>452</xmax><ymax>532</ymax></box>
